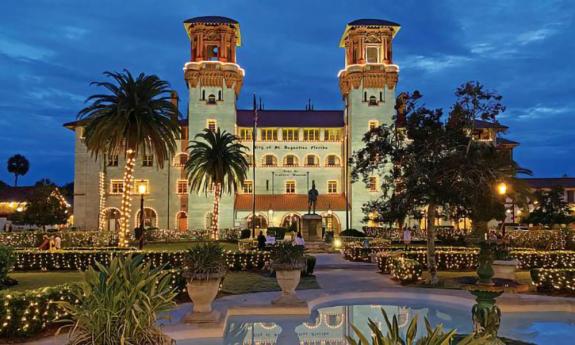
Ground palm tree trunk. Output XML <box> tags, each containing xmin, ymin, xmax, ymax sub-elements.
<box><xmin>119</xmin><ymin>150</ymin><xmax>136</xmax><ymax>247</ymax></box>
<box><xmin>211</xmin><ymin>182</ymin><xmax>221</xmax><ymax>240</ymax></box>
<box><xmin>14</xmin><ymin>174</ymin><xmax>18</xmax><ymax>187</ymax></box>
<box><xmin>426</xmin><ymin>203</ymin><xmax>439</xmax><ymax>284</ymax></box>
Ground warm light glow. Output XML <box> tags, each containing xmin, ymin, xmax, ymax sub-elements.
<box><xmin>497</xmin><ymin>182</ymin><xmax>507</xmax><ymax>195</ymax></box>
<box><xmin>333</xmin><ymin>238</ymin><xmax>342</xmax><ymax>249</ymax></box>
<box><xmin>137</xmin><ymin>181</ymin><xmax>147</xmax><ymax>195</ymax></box>
<box><xmin>16</xmin><ymin>206</ymin><xmax>23</xmax><ymax>212</ymax></box>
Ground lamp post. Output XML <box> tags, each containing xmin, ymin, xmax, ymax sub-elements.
<box><xmin>497</xmin><ymin>182</ymin><xmax>508</xmax><ymax>236</ymax></box>
<box><xmin>137</xmin><ymin>180</ymin><xmax>147</xmax><ymax>249</ymax></box>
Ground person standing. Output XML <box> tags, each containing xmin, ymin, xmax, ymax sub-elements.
<box><xmin>54</xmin><ymin>234</ymin><xmax>62</xmax><ymax>250</ymax></box>
<box><xmin>294</xmin><ymin>231</ymin><xmax>305</xmax><ymax>247</ymax></box>
<box><xmin>257</xmin><ymin>230</ymin><xmax>266</xmax><ymax>250</ymax></box>
<box><xmin>402</xmin><ymin>226</ymin><xmax>412</xmax><ymax>250</ymax></box>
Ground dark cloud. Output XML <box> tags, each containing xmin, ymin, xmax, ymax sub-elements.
<box><xmin>0</xmin><ymin>0</ymin><xmax>573</xmax><ymax>185</ymax></box>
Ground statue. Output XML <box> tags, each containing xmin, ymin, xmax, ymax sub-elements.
<box><xmin>307</xmin><ymin>181</ymin><xmax>319</xmax><ymax>214</ymax></box>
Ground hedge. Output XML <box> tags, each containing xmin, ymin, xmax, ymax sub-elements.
<box><xmin>390</xmin><ymin>257</ymin><xmax>422</xmax><ymax>283</ymax></box>
<box><xmin>530</xmin><ymin>268</ymin><xmax>575</xmax><ymax>293</ymax></box>
<box><xmin>375</xmin><ymin>249</ymin><xmax>575</xmax><ymax>273</ymax></box>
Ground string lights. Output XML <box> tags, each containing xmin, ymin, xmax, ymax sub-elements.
<box><xmin>119</xmin><ymin>150</ymin><xmax>136</xmax><ymax>248</ymax></box>
<box><xmin>98</xmin><ymin>171</ymin><xmax>106</xmax><ymax>231</ymax></box>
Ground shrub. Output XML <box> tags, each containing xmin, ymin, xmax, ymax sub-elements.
<box><xmin>531</xmin><ymin>268</ymin><xmax>575</xmax><ymax>293</ymax></box>
<box><xmin>183</xmin><ymin>242</ymin><xmax>226</xmax><ymax>280</ymax></box>
<box><xmin>60</xmin><ymin>255</ymin><xmax>177</xmax><ymax>345</ymax></box>
<box><xmin>270</xmin><ymin>242</ymin><xmax>305</xmax><ymax>271</ymax></box>
<box><xmin>240</xmin><ymin>229</ymin><xmax>252</xmax><ymax>239</ymax></box>
<box><xmin>340</xmin><ymin>229</ymin><xmax>366</xmax><ymax>237</ymax></box>
<box><xmin>390</xmin><ymin>257</ymin><xmax>422</xmax><ymax>283</ymax></box>
<box><xmin>0</xmin><ymin>245</ymin><xmax>15</xmax><ymax>286</ymax></box>
<box><xmin>436</xmin><ymin>226</ymin><xmax>467</xmax><ymax>246</ymax></box>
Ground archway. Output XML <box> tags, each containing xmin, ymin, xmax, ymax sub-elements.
<box><xmin>176</xmin><ymin>212</ymin><xmax>188</xmax><ymax>232</ymax></box>
<box><xmin>322</xmin><ymin>212</ymin><xmax>341</xmax><ymax>234</ymax></box>
<box><xmin>281</xmin><ymin>213</ymin><xmax>301</xmax><ymax>232</ymax></box>
<box><xmin>103</xmin><ymin>207</ymin><xmax>121</xmax><ymax>232</ymax></box>
<box><xmin>135</xmin><ymin>207</ymin><xmax>157</xmax><ymax>228</ymax></box>
<box><xmin>246</xmin><ymin>214</ymin><xmax>268</xmax><ymax>230</ymax></box>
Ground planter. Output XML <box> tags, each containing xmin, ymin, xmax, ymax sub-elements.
<box><xmin>272</xmin><ymin>269</ymin><xmax>306</xmax><ymax>306</ymax></box>
<box><xmin>184</xmin><ymin>277</ymin><xmax>222</xmax><ymax>323</ymax></box>
<box><xmin>492</xmin><ymin>259</ymin><xmax>518</xmax><ymax>281</ymax></box>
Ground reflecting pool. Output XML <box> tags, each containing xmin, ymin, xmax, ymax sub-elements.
<box><xmin>223</xmin><ymin>298</ymin><xmax>575</xmax><ymax>345</ymax></box>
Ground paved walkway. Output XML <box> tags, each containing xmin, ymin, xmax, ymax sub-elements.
<box><xmin>18</xmin><ymin>253</ymin><xmax>575</xmax><ymax>345</ymax></box>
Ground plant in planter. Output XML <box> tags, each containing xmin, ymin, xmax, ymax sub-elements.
<box><xmin>492</xmin><ymin>241</ymin><xmax>518</xmax><ymax>281</ymax></box>
<box><xmin>182</xmin><ymin>242</ymin><xmax>227</xmax><ymax>322</ymax></box>
<box><xmin>270</xmin><ymin>241</ymin><xmax>306</xmax><ymax>305</ymax></box>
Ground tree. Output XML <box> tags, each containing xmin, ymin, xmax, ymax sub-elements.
<box><xmin>78</xmin><ymin>70</ymin><xmax>180</xmax><ymax>247</ymax></box>
<box><xmin>351</xmin><ymin>84</ymin><xmax>527</xmax><ymax>284</ymax></box>
<box><xmin>185</xmin><ymin>129</ymin><xmax>249</xmax><ymax>239</ymax></box>
<box><xmin>9</xmin><ymin>182</ymin><xmax>68</xmax><ymax>230</ymax></box>
<box><xmin>7</xmin><ymin>154</ymin><xmax>29</xmax><ymax>187</ymax></box>
<box><xmin>523</xmin><ymin>187</ymin><xmax>574</xmax><ymax>226</ymax></box>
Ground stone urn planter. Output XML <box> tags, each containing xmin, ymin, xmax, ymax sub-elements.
<box><xmin>270</xmin><ymin>242</ymin><xmax>307</xmax><ymax>306</ymax></box>
<box><xmin>492</xmin><ymin>259</ymin><xmax>518</xmax><ymax>281</ymax></box>
<box><xmin>182</xmin><ymin>242</ymin><xmax>227</xmax><ymax>323</ymax></box>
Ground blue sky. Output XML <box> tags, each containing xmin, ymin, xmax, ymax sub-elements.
<box><xmin>0</xmin><ymin>0</ymin><xmax>573</xmax><ymax>185</ymax></box>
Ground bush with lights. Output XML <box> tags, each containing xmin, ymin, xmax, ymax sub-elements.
<box><xmin>531</xmin><ymin>268</ymin><xmax>575</xmax><ymax>293</ymax></box>
<box><xmin>390</xmin><ymin>257</ymin><xmax>422</xmax><ymax>283</ymax></box>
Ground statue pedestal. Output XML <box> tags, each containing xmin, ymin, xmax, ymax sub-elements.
<box><xmin>302</xmin><ymin>214</ymin><xmax>322</xmax><ymax>242</ymax></box>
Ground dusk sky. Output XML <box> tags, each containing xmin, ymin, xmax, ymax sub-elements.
<box><xmin>0</xmin><ymin>0</ymin><xmax>573</xmax><ymax>185</ymax></box>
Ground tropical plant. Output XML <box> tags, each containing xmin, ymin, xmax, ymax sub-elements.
<box><xmin>185</xmin><ymin>128</ymin><xmax>249</xmax><ymax>239</ymax></box>
<box><xmin>182</xmin><ymin>242</ymin><xmax>227</xmax><ymax>280</ymax></box>
<box><xmin>270</xmin><ymin>241</ymin><xmax>305</xmax><ymax>271</ymax></box>
<box><xmin>346</xmin><ymin>309</ymin><xmax>486</xmax><ymax>345</ymax></box>
<box><xmin>78</xmin><ymin>70</ymin><xmax>180</xmax><ymax>247</ymax></box>
<box><xmin>7</xmin><ymin>154</ymin><xmax>29</xmax><ymax>187</ymax></box>
<box><xmin>59</xmin><ymin>255</ymin><xmax>176</xmax><ymax>345</ymax></box>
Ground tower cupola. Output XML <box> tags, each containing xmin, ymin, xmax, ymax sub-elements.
<box><xmin>184</xmin><ymin>16</ymin><xmax>241</xmax><ymax>63</ymax></box>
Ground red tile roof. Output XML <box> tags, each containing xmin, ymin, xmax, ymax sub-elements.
<box><xmin>234</xmin><ymin>194</ymin><xmax>348</xmax><ymax>211</ymax></box>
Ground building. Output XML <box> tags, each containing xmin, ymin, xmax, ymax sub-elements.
<box><xmin>64</xmin><ymin>16</ymin><xmax>518</xmax><ymax>234</ymax></box>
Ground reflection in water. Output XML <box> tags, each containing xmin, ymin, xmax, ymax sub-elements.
<box><xmin>223</xmin><ymin>300</ymin><xmax>574</xmax><ymax>345</ymax></box>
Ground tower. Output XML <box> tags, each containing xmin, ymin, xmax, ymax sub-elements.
<box><xmin>183</xmin><ymin>16</ymin><xmax>244</xmax><ymax>229</ymax></box>
<box><xmin>338</xmin><ymin>19</ymin><xmax>400</xmax><ymax>230</ymax></box>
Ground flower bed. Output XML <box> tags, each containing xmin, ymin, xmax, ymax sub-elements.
<box><xmin>530</xmin><ymin>268</ymin><xmax>575</xmax><ymax>293</ymax></box>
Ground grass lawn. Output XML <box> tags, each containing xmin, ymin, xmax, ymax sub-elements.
<box><xmin>5</xmin><ymin>270</ymin><xmax>320</xmax><ymax>295</ymax></box>
<box><xmin>142</xmin><ymin>241</ymin><xmax>238</xmax><ymax>252</ymax></box>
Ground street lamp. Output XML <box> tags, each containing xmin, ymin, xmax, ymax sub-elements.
<box><xmin>137</xmin><ymin>180</ymin><xmax>147</xmax><ymax>249</ymax></box>
<box><xmin>497</xmin><ymin>182</ymin><xmax>508</xmax><ymax>236</ymax></box>
<box><xmin>497</xmin><ymin>182</ymin><xmax>507</xmax><ymax>195</ymax></box>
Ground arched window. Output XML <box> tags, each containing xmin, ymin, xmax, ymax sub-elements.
<box><xmin>304</xmin><ymin>154</ymin><xmax>319</xmax><ymax>167</ymax></box>
<box><xmin>207</xmin><ymin>94</ymin><xmax>216</xmax><ymax>104</ymax></box>
<box><xmin>262</xmin><ymin>154</ymin><xmax>277</xmax><ymax>167</ymax></box>
<box><xmin>218</xmin><ymin>90</ymin><xmax>222</xmax><ymax>101</ymax></box>
<box><xmin>283</xmin><ymin>154</ymin><xmax>299</xmax><ymax>167</ymax></box>
<box><xmin>135</xmin><ymin>208</ymin><xmax>157</xmax><ymax>228</ymax></box>
<box><xmin>325</xmin><ymin>155</ymin><xmax>341</xmax><ymax>167</ymax></box>
<box><xmin>281</xmin><ymin>213</ymin><xmax>301</xmax><ymax>232</ymax></box>
<box><xmin>246</xmin><ymin>214</ymin><xmax>268</xmax><ymax>229</ymax></box>
<box><xmin>173</xmin><ymin>153</ymin><xmax>188</xmax><ymax>167</ymax></box>
<box><xmin>369</xmin><ymin>96</ymin><xmax>378</xmax><ymax>106</ymax></box>
<box><xmin>102</xmin><ymin>208</ymin><xmax>121</xmax><ymax>232</ymax></box>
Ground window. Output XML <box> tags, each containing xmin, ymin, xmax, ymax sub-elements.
<box><xmin>285</xmin><ymin>180</ymin><xmax>296</xmax><ymax>194</ymax></box>
<box><xmin>366</xmin><ymin>46</ymin><xmax>379</xmax><ymax>63</ymax></box>
<box><xmin>177</xmin><ymin>180</ymin><xmax>188</xmax><ymax>194</ymax></box>
<box><xmin>328</xmin><ymin>180</ymin><xmax>338</xmax><ymax>194</ymax></box>
<box><xmin>368</xmin><ymin>176</ymin><xmax>378</xmax><ymax>192</ymax></box>
<box><xmin>368</xmin><ymin>120</ymin><xmax>379</xmax><ymax>131</ymax></box>
<box><xmin>207</xmin><ymin>119</ymin><xmax>217</xmax><ymax>132</ymax></box>
<box><xmin>242</xmin><ymin>180</ymin><xmax>253</xmax><ymax>193</ymax></box>
<box><xmin>262</xmin><ymin>154</ymin><xmax>277</xmax><ymax>167</ymax></box>
<box><xmin>282</xmin><ymin>128</ymin><xmax>299</xmax><ymax>141</ymax></box>
<box><xmin>239</xmin><ymin>128</ymin><xmax>253</xmax><ymax>141</ymax></box>
<box><xmin>218</xmin><ymin>90</ymin><xmax>222</xmax><ymax>101</ymax></box>
<box><xmin>107</xmin><ymin>155</ymin><xmax>119</xmax><ymax>167</ymax></box>
<box><xmin>305</xmin><ymin>155</ymin><xmax>319</xmax><ymax>167</ymax></box>
<box><xmin>174</xmin><ymin>153</ymin><xmax>188</xmax><ymax>167</ymax></box>
<box><xmin>201</xmin><ymin>90</ymin><xmax>206</xmax><ymax>100</ymax></box>
<box><xmin>324</xmin><ymin>128</ymin><xmax>342</xmax><ymax>141</ymax></box>
<box><xmin>142</xmin><ymin>154</ymin><xmax>153</xmax><ymax>167</ymax></box>
<box><xmin>110</xmin><ymin>180</ymin><xmax>124</xmax><ymax>194</ymax></box>
<box><xmin>260</xmin><ymin>129</ymin><xmax>278</xmax><ymax>141</ymax></box>
<box><xmin>283</xmin><ymin>154</ymin><xmax>298</xmax><ymax>167</ymax></box>
<box><xmin>326</xmin><ymin>155</ymin><xmax>341</xmax><ymax>167</ymax></box>
<box><xmin>369</xmin><ymin>96</ymin><xmax>378</xmax><ymax>106</ymax></box>
<box><xmin>207</xmin><ymin>94</ymin><xmax>216</xmax><ymax>104</ymax></box>
<box><xmin>567</xmin><ymin>190</ymin><xmax>575</xmax><ymax>203</ymax></box>
<box><xmin>303</xmin><ymin>128</ymin><xmax>320</xmax><ymax>141</ymax></box>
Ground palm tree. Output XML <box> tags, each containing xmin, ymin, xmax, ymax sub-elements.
<box><xmin>78</xmin><ymin>70</ymin><xmax>180</xmax><ymax>247</ymax></box>
<box><xmin>7</xmin><ymin>154</ymin><xmax>29</xmax><ymax>186</ymax></box>
<box><xmin>185</xmin><ymin>129</ymin><xmax>249</xmax><ymax>239</ymax></box>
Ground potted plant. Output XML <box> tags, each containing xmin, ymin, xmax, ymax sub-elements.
<box><xmin>270</xmin><ymin>241</ymin><xmax>306</xmax><ymax>305</ymax></box>
<box><xmin>492</xmin><ymin>241</ymin><xmax>518</xmax><ymax>281</ymax></box>
<box><xmin>182</xmin><ymin>242</ymin><xmax>227</xmax><ymax>322</ymax></box>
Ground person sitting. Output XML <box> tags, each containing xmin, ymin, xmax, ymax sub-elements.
<box><xmin>54</xmin><ymin>234</ymin><xmax>62</xmax><ymax>250</ymax></box>
<box><xmin>38</xmin><ymin>235</ymin><xmax>50</xmax><ymax>250</ymax></box>
<box><xmin>48</xmin><ymin>236</ymin><xmax>56</xmax><ymax>252</ymax></box>
<box><xmin>265</xmin><ymin>233</ymin><xmax>276</xmax><ymax>246</ymax></box>
<box><xmin>294</xmin><ymin>231</ymin><xmax>305</xmax><ymax>247</ymax></box>
<box><xmin>257</xmin><ymin>231</ymin><xmax>266</xmax><ymax>250</ymax></box>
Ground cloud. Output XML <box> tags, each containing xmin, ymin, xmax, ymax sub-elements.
<box><xmin>62</xmin><ymin>26</ymin><xmax>89</xmax><ymax>40</ymax></box>
<box><xmin>0</xmin><ymin>36</ymin><xmax>54</xmax><ymax>60</ymax></box>
<box><xmin>507</xmin><ymin>105</ymin><xmax>573</xmax><ymax>120</ymax></box>
<box><xmin>399</xmin><ymin>54</ymin><xmax>473</xmax><ymax>73</ymax></box>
